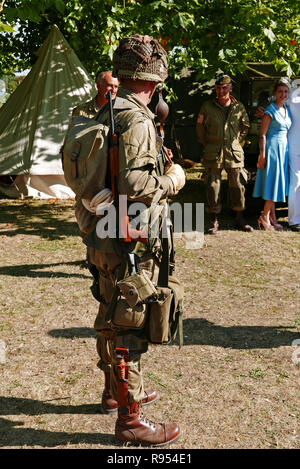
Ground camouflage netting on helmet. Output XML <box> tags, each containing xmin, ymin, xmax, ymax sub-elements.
<box><xmin>113</xmin><ymin>34</ymin><xmax>168</xmax><ymax>83</ymax></box>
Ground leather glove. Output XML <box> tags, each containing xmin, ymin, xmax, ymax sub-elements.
<box><xmin>165</xmin><ymin>163</ymin><xmax>186</xmax><ymax>194</ymax></box>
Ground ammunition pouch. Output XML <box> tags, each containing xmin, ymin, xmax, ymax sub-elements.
<box><xmin>147</xmin><ymin>286</ymin><xmax>172</xmax><ymax>343</ymax></box>
<box><xmin>117</xmin><ymin>270</ymin><xmax>157</xmax><ymax>308</ymax></box>
<box><xmin>111</xmin><ymin>270</ymin><xmax>157</xmax><ymax>329</ymax></box>
<box><xmin>147</xmin><ymin>275</ymin><xmax>184</xmax><ymax>345</ymax></box>
<box><xmin>112</xmin><ymin>300</ymin><xmax>148</xmax><ymax>329</ymax></box>
<box><xmin>110</xmin><ymin>270</ymin><xmax>184</xmax><ymax>345</ymax></box>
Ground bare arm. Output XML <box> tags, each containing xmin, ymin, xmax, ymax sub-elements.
<box><xmin>257</xmin><ymin>114</ymin><xmax>271</xmax><ymax>169</ymax></box>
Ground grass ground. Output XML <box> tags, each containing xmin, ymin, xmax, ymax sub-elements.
<box><xmin>0</xmin><ymin>168</ymin><xmax>299</xmax><ymax>449</ymax></box>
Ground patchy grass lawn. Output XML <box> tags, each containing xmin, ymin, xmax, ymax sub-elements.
<box><xmin>0</xmin><ymin>173</ymin><xmax>299</xmax><ymax>449</ymax></box>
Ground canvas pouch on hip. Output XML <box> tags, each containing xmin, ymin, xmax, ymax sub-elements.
<box><xmin>148</xmin><ymin>275</ymin><xmax>184</xmax><ymax>345</ymax></box>
<box><xmin>117</xmin><ymin>270</ymin><xmax>157</xmax><ymax>307</ymax></box>
<box><xmin>112</xmin><ymin>270</ymin><xmax>157</xmax><ymax>329</ymax></box>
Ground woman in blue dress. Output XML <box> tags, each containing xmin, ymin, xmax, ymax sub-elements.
<box><xmin>253</xmin><ymin>78</ymin><xmax>292</xmax><ymax>230</ymax></box>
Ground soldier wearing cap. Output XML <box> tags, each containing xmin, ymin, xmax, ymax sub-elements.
<box><xmin>196</xmin><ymin>73</ymin><xmax>253</xmax><ymax>234</ymax></box>
<box><xmin>82</xmin><ymin>35</ymin><xmax>185</xmax><ymax>446</ymax></box>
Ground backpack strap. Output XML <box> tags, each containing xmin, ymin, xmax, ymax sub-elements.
<box><xmin>71</xmin><ymin>142</ymin><xmax>81</xmax><ymax>178</ymax></box>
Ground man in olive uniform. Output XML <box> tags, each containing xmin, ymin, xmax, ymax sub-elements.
<box><xmin>196</xmin><ymin>73</ymin><xmax>253</xmax><ymax>234</ymax></box>
<box><xmin>72</xmin><ymin>71</ymin><xmax>119</xmax><ymax>118</ymax></box>
<box><xmin>81</xmin><ymin>35</ymin><xmax>185</xmax><ymax>446</ymax></box>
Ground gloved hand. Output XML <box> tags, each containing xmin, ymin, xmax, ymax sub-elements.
<box><xmin>165</xmin><ymin>163</ymin><xmax>186</xmax><ymax>194</ymax></box>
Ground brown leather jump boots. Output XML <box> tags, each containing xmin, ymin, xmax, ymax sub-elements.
<box><xmin>114</xmin><ymin>347</ymin><xmax>182</xmax><ymax>446</ymax></box>
<box><xmin>115</xmin><ymin>401</ymin><xmax>182</xmax><ymax>447</ymax></box>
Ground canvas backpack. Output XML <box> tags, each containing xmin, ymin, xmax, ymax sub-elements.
<box><xmin>61</xmin><ymin>115</ymin><xmax>110</xmax><ymax>201</ymax></box>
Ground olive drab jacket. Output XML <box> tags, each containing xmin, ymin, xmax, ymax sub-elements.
<box><xmin>72</xmin><ymin>96</ymin><xmax>101</xmax><ymax>119</ymax></box>
<box><xmin>83</xmin><ymin>88</ymin><xmax>174</xmax><ymax>253</ymax></box>
<box><xmin>196</xmin><ymin>96</ymin><xmax>250</xmax><ymax>169</ymax></box>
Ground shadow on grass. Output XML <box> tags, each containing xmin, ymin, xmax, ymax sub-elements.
<box><xmin>0</xmin><ymin>418</ymin><xmax>116</xmax><ymax>448</ymax></box>
<box><xmin>0</xmin><ymin>200</ymin><xmax>79</xmax><ymax>240</ymax></box>
<box><xmin>0</xmin><ymin>397</ymin><xmax>104</xmax><ymax>417</ymax></box>
<box><xmin>182</xmin><ymin>318</ymin><xmax>300</xmax><ymax>349</ymax></box>
<box><xmin>48</xmin><ymin>321</ymin><xmax>299</xmax><ymax>350</ymax></box>
<box><xmin>0</xmin><ymin>397</ymin><xmax>119</xmax><ymax>447</ymax></box>
<box><xmin>0</xmin><ymin>260</ymin><xmax>90</xmax><ymax>279</ymax></box>
<box><xmin>48</xmin><ymin>327</ymin><xmax>97</xmax><ymax>339</ymax></box>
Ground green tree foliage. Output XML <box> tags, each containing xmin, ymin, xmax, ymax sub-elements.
<box><xmin>0</xmin><ymin>0</ymin><xmax>299</xmax><ymax>79</ymax></box>
<box><xmin>0</xmin><ymin>74</ymin><xmax>23</xmax><ymax>104</ymax></box>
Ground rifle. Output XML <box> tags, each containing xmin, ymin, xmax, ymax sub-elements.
<box><xmin>106</xmin><ymin>90</ymin><xmax>119</xmax><ymax>200</ymax></box>
<box><xmin>155</xmin><ymin>86</ymin><xmax>175</xmax><ymax>287</ymax></box>
<box><xmin>105</xmin><ymin>90</ymin><xmax>148</xmax><ymax>244</ymax></box>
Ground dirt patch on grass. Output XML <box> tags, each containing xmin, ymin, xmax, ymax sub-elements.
<box><xmin>0</xmin><ymin>198</ymin><xmax>299</xmax><ymax>449</ymax></box>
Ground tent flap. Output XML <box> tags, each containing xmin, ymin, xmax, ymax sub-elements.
<box><xmin>0</xmin><ymin>25</ymin><xmax>96</xmax><ymax>184</ymax></box>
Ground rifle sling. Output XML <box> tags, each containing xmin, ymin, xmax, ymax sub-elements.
<box><xmin>158</xmin><ymin>222</ymin><xmax>175</xmax><ymax>287</ymax></box>
<box><xmin>157</xmin><ymin>235</ymin><xmax>169</xmax><ymax>288</ymax></box>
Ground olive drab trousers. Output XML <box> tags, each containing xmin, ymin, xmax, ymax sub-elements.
<box><xmin>88</xmin><ymin>247</ymin><xmax>160</xmax><ymax>404</ymax></box>
<box><xmin>204</xmin><ymin>167</ymin><xmax>246</xmax><ymax>214</ymax></box>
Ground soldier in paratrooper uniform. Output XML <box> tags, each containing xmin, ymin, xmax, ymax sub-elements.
<box><xmin>81</xmin><ymin>35</ymin><xmax>185</xmax><ymax>446</ymax></box>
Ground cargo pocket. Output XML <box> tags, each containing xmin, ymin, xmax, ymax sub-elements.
<box><xmin>240</xmin><ymin>167</ymin><xmax>248</xmax><ymax>185</ymax></box>
<box><xmin>231</xmin><ymin>141</ymin><xmax>244</xmax><ymax>163</ymax></box>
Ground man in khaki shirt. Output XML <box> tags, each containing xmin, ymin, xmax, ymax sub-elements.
<box><xmin>196</xmin><ymin>74</ymin><xmax>253</xmax><ymax>234</ymax></box>
<box><xmin>82</xmin><ymin>35</ymin><xmax>185</xmax><ymax>446</ymax></box>
<box><xmin>72</xmin><ymin>71</ymin><xmax>119</xmax><ymax>118</ymax></box>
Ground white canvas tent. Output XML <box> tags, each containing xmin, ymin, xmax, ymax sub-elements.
<box><xmin>0</xmin><ymin>24</ymin><xmax>96</xmax><ymax>199</ymax></box>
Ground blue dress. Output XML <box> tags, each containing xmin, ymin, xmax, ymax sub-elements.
<box><xmin>253</xmin><ymin>103</ymin><xmax>292</xmax><ymax>202</ymax></box>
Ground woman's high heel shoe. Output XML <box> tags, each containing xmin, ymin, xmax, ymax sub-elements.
<box><xmin>258</xmin><ymin>215</ymin><xmax>275</xmax><ymax>231</ymax></box>
<box><xmin>269</xmin><ymin>215</ymin><xmax>283</xmax><ymax>230</ymax></box>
